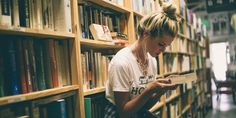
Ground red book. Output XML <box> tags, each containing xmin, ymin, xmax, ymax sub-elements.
<box><xmin>48</xmin><ymin>39</ymin><xmax>59</xmax><ymax>88</ymax></box>
<box><xmin>17</xmin><ymin>40</ymin><xmax>28</xmax><ymax>94</ymax></box>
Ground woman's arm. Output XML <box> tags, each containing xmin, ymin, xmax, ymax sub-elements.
<box><xmin>114</xmin><ymin>79</ymin><xmax>177</xmax><ymax>118</ymax></box>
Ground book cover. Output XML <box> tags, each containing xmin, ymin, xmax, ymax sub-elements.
<box><xmin>89</xmin><ymin>24</ymin><xmax>113</xmax><ymax>41</ymax></box>
<box><xmin>17</xmin><ymin>40</ymin><xmax>28</xmax><ymax>94</ymax></box>
<box><xmin>1</xmin><ymin>0</ymin><xmax>12</xmax><ymax>26</ymax></box>
<box><xmin>34</xmin><ymin>40</ymin><xmax>46</xmax><ymax>90</ymax></box>
<box><xmin>23</xmin><ymin>39</ymin><xmax>33</xmax><ymax>92</ymax></box>
<box><xmin>6</xmin><ymin>40</ymin><xmax>21</xmax><ymax>95</ymax></box>
<box><xmin>43</xmin><ymin>40</ymin><xmax>53</xmax><ymax>89</ymax></box>
<box><xmin>47</xmin><ymin>99</ymin><xmax>67</xmax><ymax>118</ymax></box>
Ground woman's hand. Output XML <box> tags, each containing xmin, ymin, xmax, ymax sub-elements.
<box><xmin>143</xmin><ymin>79</ymin><xmax>177</xmax><ymax>109</ymax></box>
<box><xmin>146</xmin><ymin>78</ymin><xmax>177</xmax><ymax>96</ymax></box>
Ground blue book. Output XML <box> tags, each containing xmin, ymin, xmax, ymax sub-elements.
<box><xmin>6</xmin><ymin>40</ymin><xmax>20</xmax><ymax>95</ymax></box>
<box><xmin>47</xmin><ymin>99</ymin><xmax>67</xmax><ymax>118</ymax></box>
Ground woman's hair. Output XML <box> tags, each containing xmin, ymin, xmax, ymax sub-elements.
<box><xmin>137</xmin><ymin>3</ymin><xmax>179</xmax><ymax>38</ymax></box>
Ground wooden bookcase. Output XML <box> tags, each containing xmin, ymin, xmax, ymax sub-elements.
<box><xmin>0</xmin><ymin>0</ymin><xmax>211</xmax><ymax>118</ymax></box>
<box><xmin>0</xmin><ymin>0</ymin><xmax>81</xmax><ymax>117</ymax></box>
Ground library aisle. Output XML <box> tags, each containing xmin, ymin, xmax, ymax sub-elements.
<box><xmin>206</xmin><ymin>93</ymin><xmax>236</xmax><ymax>118</ymax></box>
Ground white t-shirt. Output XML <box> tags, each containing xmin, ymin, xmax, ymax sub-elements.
<box><xmin>105</xmin><ymin>46</ymin><xmax>157</xmax><ymax>104</ymax></box>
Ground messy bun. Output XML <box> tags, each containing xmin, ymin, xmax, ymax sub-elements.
<box><xmin>162</xmin><ymin>3</ymin><xmax>178</xmax><ymax>21</ymax></box>
<box><xmin>137</xmin><ymin>3</ymin><xmax>179</xmax><ymax>38</ymax></box>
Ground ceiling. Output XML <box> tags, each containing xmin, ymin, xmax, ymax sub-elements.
<box><xmin>186</xmin><ymin>0</ymin><xmax>206</xmax><ymax>12</ymax></box>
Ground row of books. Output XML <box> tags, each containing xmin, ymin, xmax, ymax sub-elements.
<box><xmin>104</xmin><ymin>0</ymin><xmax>124</xmax><ymax>6</ymax></box>
<box><xmin>0</xmin><ymin>37</ymin><xmax>70</xmax><ymax>96</ymax></box>
<box><xmin>0</xmin><ymin>0</ymin><xmax>72</xmax><ymax>32</ymax></box>
<box><xmin>81</xmin><ymin>50</ymin><xmax>111</xmax><ymax>90</ymax></box>
<box><xmin>166</xmin><ymin>99</ymin><xmax>180</xmax><ymax>118</ymax></box>
<box><xmin>132</xmin><ymin>0</ymin><xmax>157</xmax><ymax>15</ymax></box>
<box><xmin>0</xmin><ymin>97</ymin><xmax>73</xmax><ymax>118</ymax></box>
<box><xmin>209</xmin><ymin>11</ymin><xmax>236</xmax><ymax>36</ymax></box>
<box><xmin>185</xmin><ymin>7</ymin><xmax>208</xmax><ymax>38</ymax></box>
<box><xmin>84</xmin><ymin>93</ymin><xmax>106</xmax><ymax>118</ymax></box>
<box><xmin>78</xmin><ymin>2</ymin><xmax>126</xmax><ymax>39</ymax></box>
<box><xmin>161</xmin><ymin>71</ymin><xmax>209</xmax><ymax>118</ymax></box>
<box><xmin>165</xmin><ymin>37</ymin><xmax>200</xmax><ymax>55</ymax></box>
<box><xmin>163</xmin><ymin>53</ymin><xmax>205</xmax><ymax>74</ymax></box>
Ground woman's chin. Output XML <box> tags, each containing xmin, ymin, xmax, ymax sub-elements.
<box><xmin>150</xmin><ymin>52</ymin><xmax>160</xmax><ymax>57</ymax></box>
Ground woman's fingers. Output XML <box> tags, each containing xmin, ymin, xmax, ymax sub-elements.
<box><xmin>155</xmin><ymin>82</ymin><xmax>177</xmax><ymax>90</ymax></box>
<box><xmin>156</xmin><ymin>78</ymin><xmax>171</xmax><ymax>84</ymax></box>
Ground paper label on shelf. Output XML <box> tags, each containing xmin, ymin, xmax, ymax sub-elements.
<box><xmin>8</xmin><ymin>97</ymin><xmax>26</xmax><ymax>103</ymax></box>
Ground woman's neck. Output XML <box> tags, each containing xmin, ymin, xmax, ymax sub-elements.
<box><xmin>131</xmin><ymin>40</ymin><xmax>148</xmax><ymax>64</ymax></box>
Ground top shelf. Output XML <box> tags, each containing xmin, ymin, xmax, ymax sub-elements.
<box><xmin>0</xmin><ymin>26</ymin><xmax>75</xmax><ymax>39</ymax></box>
<box><xmin>85</xmin><ymin>0</ymin><xmax>131</xmax><ymax>13</ymax></box>
<box><xmin>0</xmin><ymin>85</ymin><xmax>79</xmax><ymax>106</ymax></box>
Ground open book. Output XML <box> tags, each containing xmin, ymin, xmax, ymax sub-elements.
<box><xmin>89</xmin><ymin>24</ymin><xmax>113</xmax><ymax>41</ymax></box>
<box><xmin>167</xmin><ymin>72</ymin><xmax>197</xmax><ymax>84</ymax></box>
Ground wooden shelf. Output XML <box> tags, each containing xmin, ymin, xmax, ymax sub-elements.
<box><xmin>84</xmin><ymin>87</ymin><xmax>105</xmax><ymax>96</ymax></box>
<box><xmin>0</xmin><ymin>85</ymin><xmax>80</xmax><ymax>106</ymax></box>
<box><xmin>85</xmin><ymin>0</ymin><xmax>131</xmax><ymax>13</ymax></box>
<box><xmin>164</xmin><ymin>72</ymin><xmax>179</xmax><ymax>77</ymax></box>
<box><xmin>165</xmin><ymin>93</ymin><xmax>180</xmax><ymax>103</ymax></box>
<box><xmin>0</xmin><ymin>26</ymin><xmax>75</xmax><ymax>39</ymax></box>
<box><xmin>133</xmin><ymin>11</ymin><xmax>144</xmax><ymax>17</ymax></box>
<box><xmin>164</xmin><ymin>51</ymin><xmax>195</xmax><ymax>56</ymax></box>
<box><xmin>181</xmin><ymin>105</ymin><xmax>191</xmax><ymax>115</ymax></box>
<box><xmin>80</xmin><ymin>39</ymin><xmax>126</xmax><ymax>49</ymax></box>
<box><xmin>149</xmin><ymin>102</ymin><xmax>165</xmax><ymax>112</ymax></box>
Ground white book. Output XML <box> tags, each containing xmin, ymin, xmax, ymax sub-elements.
<box><xmin>36</xmin><ymin>0</ymin><xmax>43</xmax><ymax>29</ymax></box>
<box><xmin>167</xmin><ymin>72</ymin><xmax>197</xmax><ymax>84</ymax></box>
<box><xmin>53</xmin><ymin>0</ymin><xmax>72</xmax><ymax>33</ymax></box>
<box><xmin>117</xmin><ymin>0</ymin><xmax>123</xmax><ymax>6</ymax></box>
<box><xmin>89</xmin><ymin>24</ymin><xmax>113</xmax><ymax>41</ymax></box>
<box><xmin>12</xmin><ymin>0</ymin><xmax>20</xmax><ymax>27</ymax></box>
<box><xmin>28</xmin><ymin>0</ymin><xmax>34</xmax><ymax>29</ymax></box>
<box><xmin>0</xmin><ymin>0</ymin><xmax>11</xmax><ymax>26</ymax></box>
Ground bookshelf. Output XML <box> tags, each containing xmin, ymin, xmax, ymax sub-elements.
<box><xmin>0</xmin><ymin>0</ymin><xmax>212</xmax><ymax>118</ymax></box>
<box><xmin>0</xmin><ymin>0</ymin><xmax>81</xmax><ymax>118</ymax></box>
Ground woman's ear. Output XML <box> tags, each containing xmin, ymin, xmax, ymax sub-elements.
<box><xmin>141</xmin><ymin>30</ymin><xmax>150</xmax><ymax>39</ymax></box>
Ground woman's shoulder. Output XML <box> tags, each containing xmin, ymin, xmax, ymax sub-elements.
<box><xmin>110</xmin><ymin>47</ymin><xmax>134</xmax><ymax>66</ymax></box>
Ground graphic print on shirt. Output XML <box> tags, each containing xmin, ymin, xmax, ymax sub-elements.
<box><xmin>130</xmin><ymin>75</ymin><xmax>154</xmax><ymax>96</ymax></box>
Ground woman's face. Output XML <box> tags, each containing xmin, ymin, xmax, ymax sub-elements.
<box><xmin>146</xmin><ymin>35</ymin><xmax>174</xmax><ymax>57</ymax></box>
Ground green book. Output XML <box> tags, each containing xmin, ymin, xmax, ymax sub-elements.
<box><xmin>84</xmin><ymin>97</ymin><xmax>92</xmax><ymax>118</ymax></box>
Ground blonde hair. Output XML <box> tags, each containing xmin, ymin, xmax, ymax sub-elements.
<box><xmin>137</xmin><ymin>3</ymin><xmax>179</xmax><ymax>38</ymax></box>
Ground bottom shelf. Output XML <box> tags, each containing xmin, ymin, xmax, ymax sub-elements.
<box><xmin>0</xmin><ymin>87</ymin><xmax>79</xmax><ymax>118</ymax></box>
<box><xmin>0</xmin><ymin>85</ymin><xmax>80</xmax><ymax>106</ymax></box>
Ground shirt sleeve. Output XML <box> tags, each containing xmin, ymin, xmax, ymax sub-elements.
<box><xmin>109</xmin><ymin>61</ymin><xmax>131</xmax><ymax>92</ymax></box>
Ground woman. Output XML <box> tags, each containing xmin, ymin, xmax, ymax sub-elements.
<box><xmin>105</xmin><ymin>3</ymin><xmax>180</xmax><ymax>118</ymax></box>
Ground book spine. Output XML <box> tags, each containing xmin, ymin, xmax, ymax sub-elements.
<box><xmin>17</xmin><ymin>40</ymin><xmax>28</xmax><ymax>94</ymax></box>
<box><xmin>43</xmin><ymin>40</ymin><xmax>53</xmax><ymax>89</ymax></box>
<box><xmin>48</xmin><ymin>39</ymin><xmax>59</xmax><ymax>88</ymax></box>
<box><xmin>23</xmin><ymin>39</ymin><xmax>33</xmax><ymax>92</ymax></box>
<box><xmin>7</xmin><ymin>40</ymin><xmax>20</xmax><ymax>95</ymax></box>
<box><xmin>1</xmin><ymin>0</ymin><xmax>12</xmax><ymax>26</ymax></box>
<box><xmin>34</xmin><ymin>40</ymin><xmax>46</xmax><ymax>90</ymax></box>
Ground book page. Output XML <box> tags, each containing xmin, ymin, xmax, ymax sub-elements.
<box><xmin>167</xmin><ymin>72</ymin><xmax>197</xmax><ymax>84</ymax></box>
